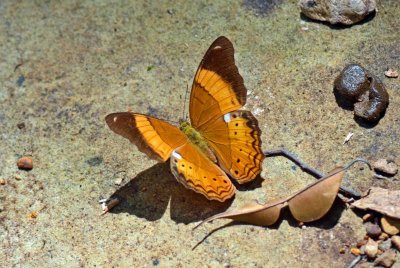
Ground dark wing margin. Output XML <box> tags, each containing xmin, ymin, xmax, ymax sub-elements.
<box><xmin>196</xmin><ymin>36</ymin><xmax>247</xmax><ymax>105</ymax></box>
<box><xmin>189</xmin><ymin>36</ymin><xmax>247</xmax><ymax>128</ymax></box>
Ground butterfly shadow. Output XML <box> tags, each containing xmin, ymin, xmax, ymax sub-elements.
<box><xmin>108</xmin><ymin>162</ymin><xmax>233</xmax><ymax>224</ymax></box>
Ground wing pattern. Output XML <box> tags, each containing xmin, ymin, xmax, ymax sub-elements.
<box><xmin>202</xmin><ymin>110</ymin><xmax>264</xmax><ymax>183</ymax></box>
<box><xmin>106</xmin><ymin>113</ymin><xmax>186</xmax><ymax>162</ymax></box>
<box><xmin>170</xmin><ymin>142</ymin><xmax>235</xmax><ymax>202</ymax></box>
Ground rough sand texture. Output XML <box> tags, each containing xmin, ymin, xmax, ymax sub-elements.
<box><xmin>1</xmin><ymin>1</ymin><xmax>399</xmax><ymax>267</ymax></box>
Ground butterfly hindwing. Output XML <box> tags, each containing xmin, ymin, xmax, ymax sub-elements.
<box><xmin>105</xmin><ymin>113</ymin><xmax>187</xmax><ymax>162</ymax></box>
<box><xmin>170</xmin><ymin>142</ymin><xmax>235</xmax><ymax>202</ymax></box>
<box><xmin>201</xmin><ymin>110</ymin><xmax>264</xmax><ymax>183</ymax></box>
<box><xmin>190</xmin><ymin>36</ymin><xmax>247</xmax><ymax>129</ymax></box>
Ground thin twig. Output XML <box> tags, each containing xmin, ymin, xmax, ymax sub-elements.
<box><xmin>264</xmin><ymin>148</ymin><xmax>362</xmax><ymax>198</ymax></box>
<box><xmin>347</xmin><ymin>255</ymin><xmax>365</xmax><ymax>268</ymax></box>
<box><xmin>265</xmin><ymin>149</ymin><xmax>324</xmax><ymax>178</ymax></box>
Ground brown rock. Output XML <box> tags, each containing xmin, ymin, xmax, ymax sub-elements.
<box><xmin>374</xmin><ymin>249</ymin><xmax>397</xmax><ymax>267</ymax></box>
<box><xmin>17</xmin><ymin>156</ymin><xmax>33</xmax><ymax>170</ymax></box>
<box><xmin>365</xmin><ymin>238</ymin><xmax>378</xmax><ymax>259</ymax></box>
<box><xmin>365</xmin><ymin>222</ymin><xmax>382</xmax><ymax>238</ymax></box>
<box><xmin>373</xmin><ymin>159</ymin><xmax>398</xmax><ymax>176</ymax></box>
<box><xmin>334</xmin><ymin>64</ymin><xmax>389</xmax><ymax>122</ymax></box>
<box><xmin>0</xmin><ymin>178</ymin><xmax>6</xmax><ymax>185</ymax></box>
<box><xmin>391</xmin><ymin>235</ymin><xmax>400</xmax><ymax>251</ymax></box>
<box><xmin>381</xmin><ymin>216</ymin><xmax>400</xmax><ymax>235</ymax></box>
<box><xmin>378</xmin><ymin>232</ymin><xmax>389</xmax><ymax>241</ymax></box>
<box><xmin>298</xmin><ymin>0</ymin><xmax>376</xmax><ymax>25</ymax></box>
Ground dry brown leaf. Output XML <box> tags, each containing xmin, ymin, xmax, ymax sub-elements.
<box><xmin>208</xmin><ymin>201</ymin><xmax>284</xmax><ymax>226</ymax></box>
<box><xmin>351</xmin><ymin>187</ymin><xmax>400</xmax><ymax>219</ymax></box>
<box><xmin>195</xmin><ymin>159</ymin><xmax>368</xmax><ymax>229</ymax></box>
<box><xmin>288</xmin><ymin>167</ymin><xmax>345</xmax><ymax>222</ymax></box>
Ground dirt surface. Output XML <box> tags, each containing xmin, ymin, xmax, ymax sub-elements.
<box><xmin>1</xmin><ymin>1</ymin><xmax>399</xmax><ymax>267</ymax></box>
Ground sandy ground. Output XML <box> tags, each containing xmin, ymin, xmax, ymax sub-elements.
<box><xmin>1</xmin><ymin>0</ymin><xmax>399</xmax><ymax>267</ymax></box>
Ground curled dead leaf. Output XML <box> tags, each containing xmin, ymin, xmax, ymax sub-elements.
<box><xmin>195</xmin><ymin>159</ymin><xmax>370</xmax><ymax>229</ymax></box>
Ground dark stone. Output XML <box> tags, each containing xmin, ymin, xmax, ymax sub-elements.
<box><xmin>16</xmin><ymin>75</ymin><xmax>25</xmax><ymax>87</ymax></box>
<box><xmin>86</xmin><ymin>156</ymin><xmax>103</xmax><ymax>166</ymax></box>
<box><xmin>364</xmin><ymin>222</ymin><xmax>382</xmax><ymax>238</ymax></box>
<box><xmin>334</xmin><ymin>64</ymin><xmax>389</xmax><ymax>123</ymax></box>
<box><xmin>152</xmin><ymin>257</ymin><xmax>159</xmax><ymax>266</ymax></box>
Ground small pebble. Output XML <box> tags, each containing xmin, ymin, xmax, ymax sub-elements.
<box><xmin>15</xmin><ymin>175</ymin><xmax>22</xmax><ymax>180</ymax></box>
<box><xmin>384</xmin><ymin>68</ymin><xmax>399</xmax><ymax>78</ymax></box>
<box><xmin>17</xmin><ymin>156</ymin><xmax>33</xmax><ymax>170</ymax></box>
<box><xmin>114</xmin><ymin>177</ymin><xmax>124</xmax><ymax>186</ymax></box>
<box><xmin>391</xmin><ymin>235</ymin><xmax>400</xmax><ymax>251</ymax></box>
<box><xmin>351</xmin><ymin>247</ymin><xmax>361</xmax><ymax>256</ymax></box>
<box><xmin>17</xmin><ymin>122</ymin><xmax>25</xmax><ymax>129</ymax></box>
<box><xmin>374</xmin><ymin>249</ymin><xmax>397</xmax><ymax>267</ymax></box>
<box><xmin>362</xmin><ymin>213</ymin><xmax>373</xmax><ymax>222</ymax></box>
<box><xmin>373</xmin><ymin>159</ymin><xmax>398</xmax><ymax>176</ymax></box>
<box><xmin>28</xmin><ymin>211</ymin><xmax>38</xmax><ymax>219</ymax></box>
<box><xmin>381</xmin><ymin>216</ymin><xmax>400</xmax><ymax>235</ymax></box>
<box><xmin>152</xmin><ymin>257</ymin><xmax>159</xmax><ymax>266</ymax></box>
<box><xmin>378</xmin><ymin>232</ymin><xmax>389</xmax><ymax>241</ymax></box>
<box><xmin>378</xmin><ymin>239</ymin><xmax>392</xmax><ymax>252</ymax></box>
<box><xmin>365</xmin><ymin>238</ymin><xmax>378</xmax><ymax>259</ymax></box>
<box><xmin>0</xmin><ymin>178</ymin><xmax>6</xmax><ymax>185</ymax></box>
<box><xmin>339</xmin><ymin>247</ymin><xmax>346</xmax><ymax>254</ymax></box>
<box><xmin>365</xmin><ymin>222</ymin><xmax>382</xmax><ymax>238</ymax></box>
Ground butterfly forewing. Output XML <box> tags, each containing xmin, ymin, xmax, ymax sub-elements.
<box><xmin>189</xmin><ymin>36</ymin><xmax>264</xmax><ymax>183</ymax></box>
<box><xmin>170</xmin><ymin>142</ymin><xmax>235</xmax><ymax>202</ymax></box>
<box><xmin>189</xmin><ymin>36</ymin><xmax>247</xmax><ymax>129</ymax></box>
<box><xmin>105</xmin><ymin>113</ymin><xmax>186</xmax><ymax>162</ymax></box>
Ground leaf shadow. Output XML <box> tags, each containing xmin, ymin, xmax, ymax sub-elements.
<box><xmin>108</xmin><ymin>162</ymin><xmax>234</xmax><ymax>224</ymax></box>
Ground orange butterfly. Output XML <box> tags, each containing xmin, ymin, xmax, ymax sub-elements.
<box><xmin>106</xmin><ymin>36</ymin><xmax>264</xmax><ymax>202</ymax></box>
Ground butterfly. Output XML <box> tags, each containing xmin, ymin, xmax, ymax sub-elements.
<box><xmin>105</xmin><ymin>36</ymin><xmax>264</xmax><ymax>202</ymax></box>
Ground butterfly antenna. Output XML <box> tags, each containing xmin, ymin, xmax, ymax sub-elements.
<box><xmin>181</xmin><ymin>83</ymin><xmax>190</xmax><ymax>122</ymax></box>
